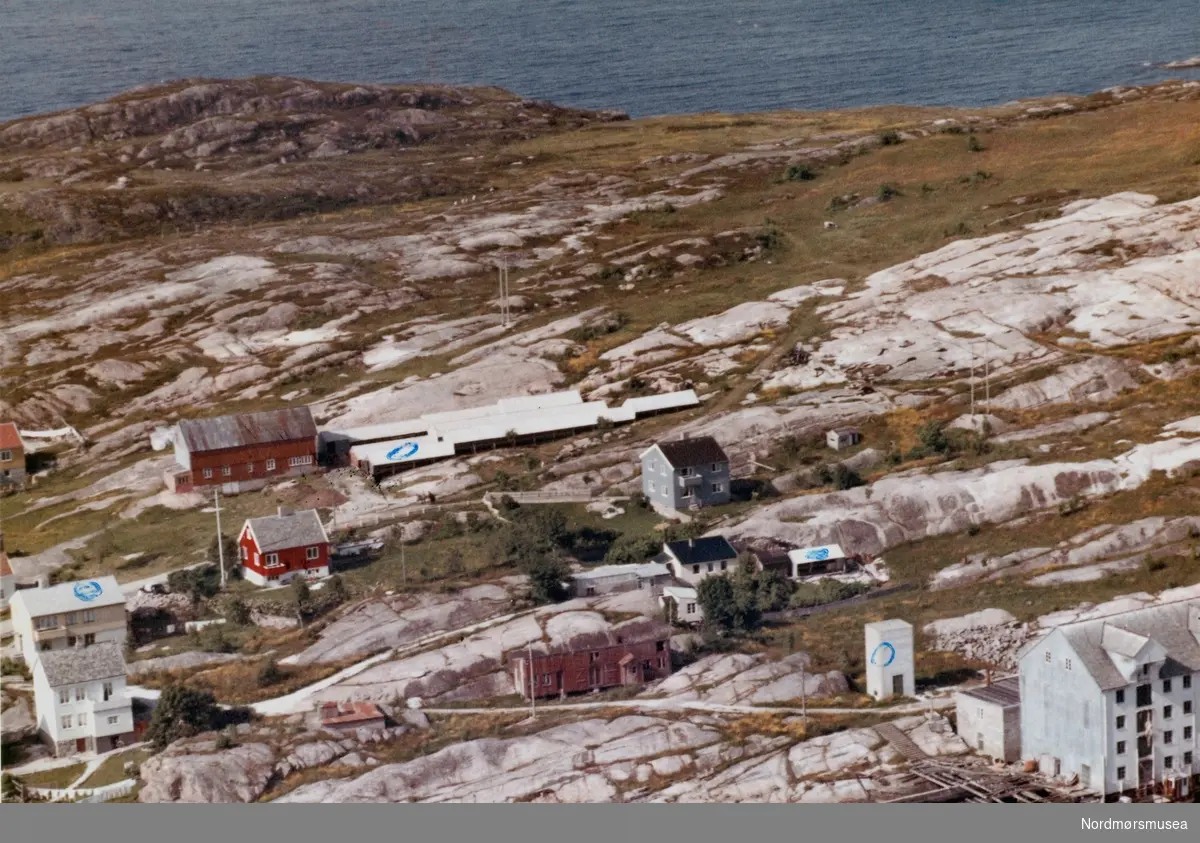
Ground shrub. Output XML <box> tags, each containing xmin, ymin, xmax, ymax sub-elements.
<box><xmin>168</xmin><ymin>565</ymin><xmax>221</xmax><ymax>605</ymax></box>
<box><xmin>224</xmin><ymin>597</ymin><xmax>251</xmax><ymax>626</ymax></box>
<box><xmin>1</xmin><ymin>657</ymin><xmax>31</xmax><ymax>680</ymax></box>
<box><xmin>603</xmin><ymin>533</ymin><xmax>662</xmax><ymax>566</ymax></box>
<box><xmin>498</xmin><ymin>494</ymin><xmax>520</xmax><ymax>512</ymax></box>
<box><xmin>629</xmin><ymin>491</ymin><xmax>650</xmax><ymax>510</ymax></box>
<box><xmin>831</xmin><ymin>464</ymin><xmax>865</xmax><ymax>490</ymax></box>
<box><xmin>968</xmin><ymin>135</ymin><xmax>984</xmax><ymax>152</ymax></box>
<box><xmin>755</xmin><ymin>218</ymin><xmax>781</xmax><ymax>250</ymax></box>
<box><xmin>324</xmin><ymin>574</ymin><xmax>349</xmax><ymax>605</ymax></box>
<box><xmin>879</xmin><ymin>130</ymin><xmax>903</xmax><ymax>146</ymax></box>
<box><xmin>256</xmin><ymin>659</ymin><xmax>283</xmax><ymax>688</ymax></box>
<box><xmin>789</xmin><ymin>580</ymin><xmax>870</xmax><ymax>609</ymax></box>
<box><xmin>917</xmin><ymin>421</ymin><xmax>950</xmax><ymax>454</ymax></box>
<box><xmin>214</xmin><ymin>726</ymin><xmax>237</xmax><ymax>750</ymax></box>
<box><xmin>525</xmin><ymin>555</ymin><xmax>570</xmax><ymax>604</ymax></box>
<box><xmin>598</xmin><ymin>265</ymin><xmax>624</xmax><ymax>282</ymax></box>
<box><xmin>786</xmin><ymin>164</ymin><xmax>817</xmax><ymax>181</ymax></box>
<box><xmin>967</xmin><ymin>523</ymin><xmax>981</xmax><ymax>537</ymax></box>
<box><xmin>877</xmin><ymin>183</ymin><xmax>900</xmax><ymax>202</ymax></box>
<box><xmin>145</xmin><ymin>684</ymin><xmax>222</xmax><ymax>748</ymax></box>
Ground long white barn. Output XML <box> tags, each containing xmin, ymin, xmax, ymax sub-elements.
<box><xmin>321</xmin><ymin>389</ymin><xmax>700</xmax><ymax>478</ymax></box>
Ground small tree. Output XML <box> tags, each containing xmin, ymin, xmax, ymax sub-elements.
<box><xmin>603</xmin><ymin>533</ymin><xmax>661</xmax><ymax>566</ymax></box>
<box><xmin>291</xmin><ymin>577</ymin><xmax>312</xmax><ymax>620</ymax></box>
<box><xmin>224</xmin><ymin>597</ymin><xmax>251</xmax><ymax>626</ymax></box>
<box><xmin>325</xmin><ymin>574</ymin><xmax>349</xmax><ymax>605</ymax></box>
<box><xmin>525</xmin><ymin>555</ymin><xmax>570</xmax><ymax>604</ymax></box>
<box><xmin>830</xmin><ymin>464</ymin><xmax>865</xmax><ymax>491</ymax></box>
<box><xmin>145</xmin><ymin>684</ymin><xmax>221</xmax><ymax>748</ymax></box>
<box><xmin>697</xmin><ymin>576</ymin><xmax>738</xmax><ymax>631</ymax></box>
<box><xmin>967</xmin><ymin>135</ymin><xmax>984</xmax><ymax>153</ymax></box>
<box><xmin>256</xmin><ymin>659</ymin><xmax>283</xmax><ymax>688</ymax></box>
<box><xmin>629</xmin><ymin>491</ymin><xmax>650</xmax><ymax>510</ymax></box>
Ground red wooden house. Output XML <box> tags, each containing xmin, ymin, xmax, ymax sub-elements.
<box><xmin>239</xmin><ymin>507</ymin><xmax>330</xmax><ymax>587</ymax></box>
<box><xmin>166</xmin><ymin>407</ymin><xmax>319</xmax><ymax>494</ymax></box>
<box><xmin>510</xmin><ymin>620</ymin><xmax>673</xmax><ymax>699</ymax></box>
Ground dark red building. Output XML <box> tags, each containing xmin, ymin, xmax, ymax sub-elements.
<box><xmin>509</xmin><ymin>620</ymin><xmax>674</xmax><ymax>699</ymax></box>
<box><xmin>165</xmin><ymin>407</ymin><xmax>319</xmax><ymax>494</ymax></box>
<box><xmin>239</xmin><ymin>508</ymin><xmax>330</xmax><ymax>587</ymax></box>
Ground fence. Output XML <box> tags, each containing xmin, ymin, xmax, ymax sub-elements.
<box><xmin>762</xmin><ymin>582</ymin><xmax>916</xmax><ymax>622</ymax></box>
<box><xmin>27</xmin><ymin>778</ymin><xmax>136</xmax><ymax>803</ymax></box>
<box><xmin>484</xmin><ymin>489</ymin><xmax>606</xmax><ymax>504</ymax></box>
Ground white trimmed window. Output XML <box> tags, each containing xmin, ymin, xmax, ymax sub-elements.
<box><xmin>107</xmin><ymin>715</ymin><xmax>120</xmax><ymax>725</ymax></box>
<box><xmin>266</xmin><ymin>458</ymin><xmax>276</xmax><ymax>471</ymax></box>
<box><xmin>62</xmin><ymin>715</ymin><xmax>72</xmax><ymax>729</ymax></box>
<box><xmin>306</xmin><ymin>546</ymin><xmax>319</xmax><ymax>561</ymax></box>
<box><xmin>75</xmin><ymin>686</ymin><xmax>86</xmax><ymax>701</ymax></box>
<box><xmin>83</xmin><ymin>609</ymin><xmax>96</xmax><ymax>623</ymax></box>
<box><xmin>36</xmin><ymin>615</ymin><xmax>58</xmax><ymax>630</ymax></box>
<box><xmin>686</xmin><ymin>603</ymin><xmax>696</xmax><ymax>614</ymax></box>
<box><xmin>711</xmin><ymin>483</ymin><xmax>723</xmax><ymax>493</ymax></box>
<box><xmin>266</xmin><ymin>552</ymin><xmax>280</xmax><ymax>567</ymax></box>
<box><xmin>203</xmin><ymin>468</ymin><xmax>213</xmax><ymax>479</ymax></box>
<box><xmin>1065</xmin><ymin>658</ymin><xmax>1072</xmax><ymax>671</ymax></box>
<box><xmin>77</xmin><ymin>712</ymin><xmax>87</xmax><ymax>727</ymax></box>
<box><xmin>66</xmin><ymin>612</ymin><xmax>78</xmax><ymax>625</ymax></box>
<box><xmin>59</xmin><ymin>689</ymin><xmax>70</xmax><ymax>704</ymax></box>
<box><xmin>222</xmin><ymin>465</ymin><xmax>231</xmax><ymax>476</ymax></box>
<box><xmin>288</xmin><ymin>455</ymin><xmax>313</xmax><ymax>467</ymax></box>
<box><xmin>247</xmin><ymin>462</ymin><xmax>255</xmax><ymax>475</ymax></box>
<box><xmin>0</xmin><ymin>450</ymin><xmax>11</xmax><ymax>462</ymax></box>
<box><xmin>680</xmin><ymin>467</ymin><xmax>692</xmax><ymax>477</ymax></box>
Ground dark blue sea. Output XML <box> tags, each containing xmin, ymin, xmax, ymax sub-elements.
<box><xmin>2</xmin><ymin>0</ymin><xmax>1198</xmax><ymax>122</ymax></box>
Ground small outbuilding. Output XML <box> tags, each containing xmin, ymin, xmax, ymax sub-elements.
<box><xmin>788</xmin><ymin>544</ymin><xmax>856</xmax><ymax>578</ymax></box>
<box><xmin>571</xmin><ymin>562</ymin><xmax>671</xmax><ymax>597</ymax></box>
<box><xmin>955</xmin><ymin>676</ymin><xmax>1021</xmax><ymax>763</ymax></box>
<box><xmin>826</xmin><ymin>427</ymin><xmax>862</xmax><ymax>451</ymax></box>
<box><xmin>239</xmin><ymin>507</ymin><xmax>330</xmax><ymax>587</ymax></box>
<box><xmin>319</xmin><ymin>701</ymin><xmax>387</xmax><ymax>734</ymax></box>
<box><xmin>660</xmin><ymin>586</ymin><xmax>702</xmax><ymax>625</ymax></box>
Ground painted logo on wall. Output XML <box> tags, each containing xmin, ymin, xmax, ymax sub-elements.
<box><xmin>73</xmin><ymin>581</ymin><xmax>104</xmax><ymax>602</ymax></box>
<box><xmin>870</xmin><ymin>641</ymin><xmax>896</xmax><ymax>667</ymax></box>
<box><xmin>804</xmin><ymin>547</ymin><xmax>831</xmax><ymax>562</ymax></box>
<box><xmin>386</xmin><ymin>442</ymin><xmax>420</xmax><ymax>461</ymax></box>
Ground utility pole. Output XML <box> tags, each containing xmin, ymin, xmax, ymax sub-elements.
<box><xmin>401</xmin><ymin>535</ymin><xmax>407</xmax><ymax>588</ymax></box>
<box><xmin>969</xmin><ymin>343</ymin><xmax>977</xmax><ymax>418</ymax></box>
<box><xmin>527</xmin><ymin>643</ymin><xmax>536</xmax><ymax>720</ymax></box>
<box><xmin>800</xmin><ymin>660</ymin><xmax>807</xmax><ymax>728</ymax></box>
<box><xmin>214</xmin><ymin>488</ymin><xmax>226</xmax><ymax>589</ymax></box>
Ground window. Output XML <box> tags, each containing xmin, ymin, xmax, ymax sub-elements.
<box><xmin>719</xmin><ymin>560</ymin><xmax>727</xmax><ymax>571</ymax></box>
<box><xmin>1116</xmin><ymin>741</ymin><xmax>1126</xmax><ymax>755</ymax></box>
<box><xmin>1164</xmin><ymin>705</ymin><xmax>1173</xmax><ymax>720</ymax></box>
<box><xmin>67</xmin><ymin>636</ymin><xmax>77</xmax><ymax>647</ymax></box>
<box><xmin>266</xmin><ymin>458</ymin><xmax>276</xmax><ymax>471</ymax></box>
<box><xmin>585</xmin><ymin>586</ymin><xmax>596</xmax><ymax>597</ymax></box>
<box><xmin>542</xmin><ymin>674</ymin><xmax>552</xmax><ymax>686</ymax></box>
<box><xmin>59</xmin><ymin>689</ymin><xmax>70</xmax><ymax>704</ymax></box>
<box><xmin>222</xmin><ymin>465</ymin><xmax>231</xmax><ymax>476</ymax></box>
<box><xmin>40</xmin><ymin>641</ymin><xmax>52</xmax><ymax>651</ymax></box>
<box><xmin>679</xmin><ymin>467</ymin><xmax>692</xmax><ymax>477</ymax></box>
<box><xmin>266</xmin><ymin>552</ymin><xmax>280</xmax><ymax>567</ymax></box>
<box><xmin>1083</xmin><ymin>701</ymin><xmax>1089</xmax><ymax>729</ymax></box>
<box><xmin>648</xmin><ymin>481</ymin><xmax>656</xmax><ymax>493</ymax></box>
<box><xmin>1164</xmin><ymin>679</ymin><xmax>1173</xmax><ymax>693</ymax></box>
<box><xmin>66</xmin><ymin>612</ymin><xmax>78</xmax><ymax>625</ymax></box>
<box><xmin>1185</xmin><ymin>701</ymin><xmax>1193</xmax><ymax>715</ymax></box>
<box><xmin>84</xmin><ymin>633</ymin><xmax>95</xmax><ymax>646</ymax></box>
<box><xmin>706</xmin><ymin>563</ymin><xmax>714</xmax><ymax>573</ymax></box>
<box><xmin>77</xmin><ymin>712</ymin><xmax>87</xmax><ymax>727</ymax></box>
<box><xmin>1164</xmin><ymin>730</ymin><xmax>1173</xmax><ymax>745</ymax></box>
<box><xmin>288</xmin><ymin>455</ymin><xmax>313</xmax><ymax>467</ymax></box>
<box><xmin>589</xmin><ymin>652</ymin><xmax>599</xmax><ymax>663</ymax></box>
<box><xmin>1116</xmin><ymin>689</ymin><xmax>1126</xmax><ymax>705</ymax></box>
<box><xmin>1116</xmin><ymin>766</ymin><xmax>1126</xmax><ymax>781</ymax></box>
<box><xmin>1137</xmin><ymin>684</ymin><xmax>1152</xmax><ymax>707</ymax></box>
<box><xmin>1184</xmin><ymin>675</ymin><xmax>1192</xmax><ymax>690</ymax></box>
<box><xmin>203</xmin><ymin>468</ymin><xmax>213</xmax><ymax>479</ymax></box>
<box><xmin>1064</xmin><ymin>658</ymin><xmax>1072</xmax><ymax>671</ymax></box>
<box><xmin>107</xmin><ymin>716</ymin><xmax>120</xmax><ymax>725</ymax></box>
<box><xmin>1185</xmin><ymin>752</ymin><xmax>1194</xmax><ymax>767</ymax></box>
<box><xmin>656</xmin><ymin>641</ymin><xmax>666</xmax><ymax>652</ymax></box>
<box><xmin>75</xmin><ymin>686</ymin><xmax>86</xmax><ymax>701</ymax></box>
<box><xmin>1184</xmin><ymin>726</ymin><xmax>1193</xmax><ymax>741</ymax></box>
<box><xmin>103</xmin><ymin>682</ymin><xmax>113</xmax><ymax>702</ymax></box>
<box><xmin>1116</xmin><ymin>715</ymin><xmax>1126</xmax><ymax>730</ymax></box>
<box><xmin>685</xmin><ymin>603</ymin><xmax>696</xmax><ymax>614</ymax></box>
<box><xmin>0</xmin><ymin>449</ymin><xmax>10</xmax><ymax>462</ymax></box>
<box><xmin>711</xmin><ymin>483</ymin><xmax>723</xmax><ymax>493</ymax></box>
<box><xmin>35</xmin><ymin>614</ymin><xmax>58</xmax><ymax>630</ymax></box>
<box><xmin>83</xmin><ymin>610</ymin><xmax>95</xmax><ymax>623</ymax></box>
<box><xmin>977</xmin><ymin>707</ymin><xmax>983</xmax><ymax>720</ymax></box>
<box><xmin>692</xmin><ymin>565</ymin><xmax>700</xmax><ymax>575</ymax></box>
<box><xmin>306</xmin><ymin>546</ymin><xmax>320</xmax><ymax>560</ymax></box>
<box><xmin>1164</xmin><ymin>756</ymin><xmax>1174</xmax><ymax>769</ymax></box>
<box><xmin>247</xmin><ymin>462</ymin><xmax>255</xmax><ymax>475</ymax></box>
<box><xmin>1044</xmin><ymin>651</ymin><xmax>1051</xmax><ymax>663</ymax></box>
<box><xmin>61</xmin><ymin>715</ymin><xmax>72</xmax><ymax>729</ymax></box>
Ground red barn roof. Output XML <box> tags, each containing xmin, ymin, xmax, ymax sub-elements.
<box><xmin>0</xmin><ymin>423</ymin><xmax>23</xmax><ymax>451</ymax></box>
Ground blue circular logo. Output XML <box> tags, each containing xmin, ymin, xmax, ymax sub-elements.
<box><xmin>804</xmin><ymin>547</ymin><xmax>831</xmax><ymax>561</ymax></box>
<box><xmin>870</xmin><ymin>642</ymin><xmax>896</xmax><ymax>667</ymax></box>
<box><xmin>386</xmin><ymin>442</ymin><xmax>420</xmax><ymax>461</ymax></box>
<box><xmin>73</xmin><ymin>581</ymin><xmax>104</xmax><ymax>602</ymax></box>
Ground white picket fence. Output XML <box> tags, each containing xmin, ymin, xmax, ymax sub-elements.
<box><xmin>28</xmin><ymin>778</ymin><xmax>136</xmax><ymax>803</ymax></box>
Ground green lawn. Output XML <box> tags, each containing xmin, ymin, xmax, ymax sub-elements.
<box><xmin>18</xmin><ymin>762</ymin><xmax>86</xmax><ymax>789</ymax></box>
<box><xmin>78</xmin><ymin>748</ymin><xmax>153</xmax><ymax>789</ymax></box>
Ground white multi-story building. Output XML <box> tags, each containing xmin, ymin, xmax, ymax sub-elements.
<box><xmin>31</xmin><ymin>641</ymin><xmax>135</xmax><ymax>757</ymax></box>
<box><xmin>1019</xmin><ymin>600</ymin><xmax>1199</xmax><ymax>797</ymax></box>
<box><xmin>9</xmin><ymin>575</ymin><xmax>128</xmax><ymax>664</ymax></box>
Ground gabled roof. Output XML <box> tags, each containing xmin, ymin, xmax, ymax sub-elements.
<box><xmin>319</xmin><ymin>701</ymin><xmax>385</xmax><ymax>726</ymax></box>
<box><xmin>36</xmin><ymin>641</ymin><xmax>126</xmax><ymax>687</ymax></box>
<box><xmin>573</xmin><ymin>562</ymin><xmax>669</xmax><ymax>582</ymax></box>
<box><xmin>0</xmin><ymin>422</ymin><xmax>23</xmax><ymax>451</ymax></box>
<box><xmin>178</xmin><ymin>407</ymin><xmax>316</xmax><ymax>454</ymax></box>
<box><xmin>646</xmin><ymin>436</ymin><xmax>728</xmax><ymax>469</ymax></box>
<box><xmin>664</xmin><ymin>536</ymin><xmax>738</xmax><ymax>566</ymax></box>
<box><xmin>11</xmin><ymin>575</ymin><xmax>125</xmax><ymax>617</ymax></box>
<box><xmin>244</xmin><ymin>509</ymin><xmax>329</xmax><ymax>553</ymax></box>
<box><xmin>959</xmin><ymin>676</ymin><xmax>1020</xmax><ymax>708</ymax></box>
<box><xmin>0</xmin><ymin>550</ymin><xmax>11</xmax><ymax>577</ymax></box>
<box><xmin>1034</xmin><ymin>601</ymin><xmax>1200</xmax><ymax>691</ymax></box>
<box><xmin>789</xmin><ymin>544</ymin><xmax>849</xmax><ymax>564</ymax></box>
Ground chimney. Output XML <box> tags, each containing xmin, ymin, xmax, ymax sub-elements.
<box><xmin>688</xmin><ymin>538</ymin><xmax>695</xmax><ymax>548</ymax></box>
<box><xmin>278</xmin><ymin>506</ymin><xmax>294</xmax><ymax>517</ymax></box>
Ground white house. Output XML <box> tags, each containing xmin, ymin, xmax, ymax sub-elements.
<box><xmin>788</xmin><ymin>544</ymin><xmax>854</xmax><ymax>579</ymax></box>
<box><xmin>10</xmin><ymin>575</ymin><xmax>128</xmax><ymax>665</ymax></box>
<box><xmin>955</xmin><ymin>676</ymin><xmax>1021</xmax><ymax>763</ymax></box>
<box><xmin>1018</xmin><ymin>600</ymin><xmax>1199</xmax><ymax>797</ymax></box>
<box><xmin>660</xmin><ymin>586</ymin><xmax>702</xmax><ymax>625</ymax></box>
<box><xmin>661</xmin><ymin>537</ymin><xmax>739</xmax><ymax>586</ymax></box>
<box><xmin>32</xmin><ymin>641</ymin><xmax>135</xmax><ymax>757</ymax></box>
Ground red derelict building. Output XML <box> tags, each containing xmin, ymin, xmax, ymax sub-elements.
<box><xmin>165</xmin><ymin>407</ymin><xmax>319</xmax><ymax>494</ymax></box>
<box><xmin>510</xmin><ymin>620</ymin><xmax>674</xmax><ymax>699</ymax></box>
<box><xmin>239</xmin><ymin>508</ymin><xmax>330</xmax><ymax>587</ymax></box>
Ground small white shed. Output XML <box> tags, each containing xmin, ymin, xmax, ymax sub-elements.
<box><xmin>955</xmin><ymin>676</ymin><xmax>1021</xmax><ymax>763</ymax></box>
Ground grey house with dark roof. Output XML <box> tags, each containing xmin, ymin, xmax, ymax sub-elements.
<box><xmin>640</xmin><ymin>436</ymin><xmax>730</xmax><ymax>513</ymax></box>
<box><xmin>1018</xmin><ymin>600</ymin><xmax>1200</xmax><ymax>797</ymax></box>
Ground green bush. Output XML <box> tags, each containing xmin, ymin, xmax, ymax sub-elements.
<box><xmin>1</xmin><ymin>657</ymin><xmax>31</xmax><ymax>680</ymax></box>
<box><xmin>145</xmin><ymin>685</ymin><xmax>222</xmax><ymax>748</ymax></box>
<box><xmin>968</xmin><ymin>135</ymin><xmax>984</xmax><ymax>152</ymax></box>
<box><xmin>256</xmin><ymin>659</ymin><xmax>283</xmax><ymax>688</ymax></box>
<box><xmin>603</xmin><ymin>533</ymin><xmax>662</xmax><ymax>566</ymax></box>
<box><xmin>877</xmin><ymin>183</ymin><xmax>901</xmax><ymax>202</ymax></box>
<box><xmin>789</xmin><ymin>580</ymin><xmax>871</xmax><ymax>609</ymax></box>
<box><xmin>879</xmin><ymin>130</ymin><xmax>903</xmax><ymax>146</ymax></box>
<box><xmin>785</xmin><ymin>164</ymin><xmax>816</xmax><ymax>181</ymax></box>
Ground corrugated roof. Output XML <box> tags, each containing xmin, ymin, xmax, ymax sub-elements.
<box><xmin>665</xmin><ymin>536</ymin><xmax>738</xmax><ymax>566</ymax></box>
<box><xmin>0</xmin><ymin>422</ymin><xmax>23</xmax><ymax>451</ymax></box>
<box><xmin>651</xmin><ymin>436</ymin><xmax>728</xmax><ymax>469</ymax></box>
<box><xmin>245</xmin><ymin>509</ymin><xmax>328</xmax><ymax>554</ymax></box>
<box><xmin>179</xmin><ymin>407</ymin><xmax>316</xmax><ymax>454</ymax></box>
<box><xmin>662</xmin><ymin>586</ymin><xmax>697</xmax><ymax>600</ymax></box>
<box><xmin>959</xmin><ymin>676</ymin><xmax>1020</xmax><ymax>707</ymax></box>
<box><xmin>11</xmin><ymin>575</ymin><xmax>126</xmax><ymax>617</ymax></box>
<box><xmin>319</xmin><ymin>701</ymin><xmax>385</xmax><ymax>726</ymax></box>
<box><xmin>573</xmin><ymin>562</ymin><xmax>669</xmax><ymax>582</ymax></box>
<box><xmin>1055</xmin><ymin>601</ymin><xmax>1200</xmax><ymax>690</ymax></box>
<box><xmin>37</xmin><ymin>641</ymin><xmax>126</xmax><ymax>687</ymax></box>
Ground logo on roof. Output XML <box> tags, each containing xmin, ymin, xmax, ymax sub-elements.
<box><xmin>804</xmin><ymin>547</ymin><xmax>831</xmax><ymax>562</ymax></box>
<box><xmin>73</xmin><ymin>581</ymin><xmax>104</xmax><ymax>602</ymax></box>
<box><xmin>870</xmin><ymin>642</ymin><xmax>896</xmax><ymax>667</ymax></box>
<box><xmin>386</xmin><ymin>442</ymin><xmax>420</xmax><ymax>461</ymax></box>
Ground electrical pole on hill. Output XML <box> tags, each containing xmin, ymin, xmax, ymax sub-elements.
<box><xmin>498</xmin><ymin>254</ymin><xmax>511</xmax><ymax>329</ymax></box>
<box><xmin>214</xmin><ymin>488</ymin><xmax>226</xmax><ymax>589</ymax></box>
<box><xmin>528</xmin><ymin>643</ymin><xmax>536</xmax><ymax>720</ymax></box>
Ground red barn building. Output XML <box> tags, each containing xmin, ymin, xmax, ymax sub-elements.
<box><xmin>239</xmin><ymin>508</ymin><xmax>330</xmax><ymax>587</ymax></box>
<box><xmin>509</xmin><ymin>620</ymin><xmax>673</xmax><ymax>699</ymax></box>
<box><xmin>166</xmin><ymin>407</ymin><xmax>318</xmax><ymax>494</ymax></box>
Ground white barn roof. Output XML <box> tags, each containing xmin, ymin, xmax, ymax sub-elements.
<box><xmin>11</xmin><ymin>575</ymin><xmax>126</xmax><ymax>617</ymax></box>
<box><xmin>573</xmin><ymin>562</ymin><xmax>669</xmax><ymax>582</ymax></box>
<box><xmin>789</xmin><ymin>544</ymin><xmax>848</xmax><ymax>564</ymax></box>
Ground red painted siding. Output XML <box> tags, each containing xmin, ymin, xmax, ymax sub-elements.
<box><xmin>513</xmin><ymin>638</ymin><xmax>671</xmax><ymax>699</ymax></box>
<box><xmin>188</xmin><ymin>438</ymin><xmax>317</xmax><ymax>488</ymax></box>
<box><xmin>239</xmin><ymin>527</ymin><xmax>329</xmax><ymax>580</ymax></box>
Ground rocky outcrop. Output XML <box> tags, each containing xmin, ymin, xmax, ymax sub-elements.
<box><xmin>652</xmin><ymin>653</ymin><xmax>849</xmax><ymax>705</ymax></box>
<box><xmin>139</xmin><ymin>743</ymin><xmax>277</xmax><ymax>803</ymax></box>
<box><xmin>127</xmin><ymin>651</ymin><xmax>240</xmax><ymax>678</ymax></box>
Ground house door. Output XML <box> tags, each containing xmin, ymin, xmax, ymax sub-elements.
<box><xmin>76</xmin><ymin>738</ymin><xmax>87</xmax><ymax>753</ymax></box>
<box><xmin>892</xmin><ymin>675</ymin><xmax>904</xmax><ymax>696</ymax></box>
<box><xmin>589</xmin><ymin>666</ymin><xmax>601</xmax><ymax>687</ymax></box>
